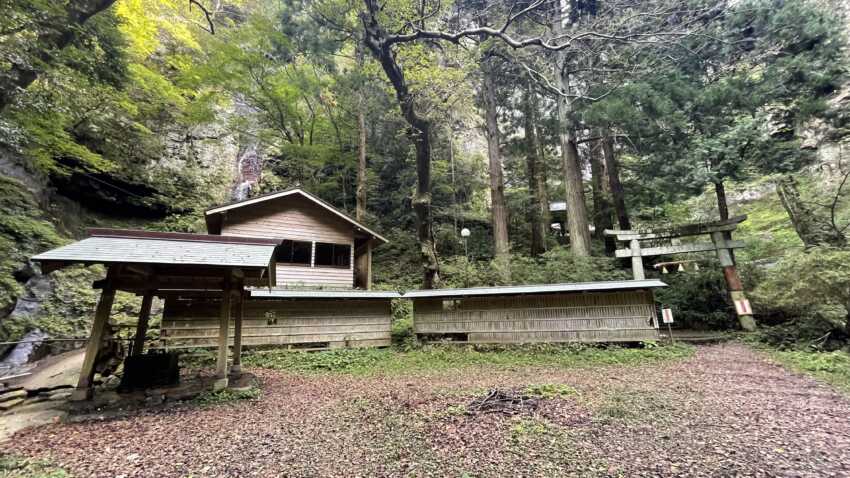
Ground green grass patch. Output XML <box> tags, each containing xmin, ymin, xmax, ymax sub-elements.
<box><xmin>764</xmin><ymin>348</ymin><xmax>850</xmax><ymax>393</ymax></box>
<box><xmin>192</xmin><ymin>386</ymin><xmax>261</xmax><ymax>405</ymax></box>
<box><xmin>243</xmin><ymin>343</ymin><xmax>694</xmax><ymax>375</ymax></box>
<box><xmin>593</xmin><ymin>389</ymin><xmax>673</xmax><ymax>424</ymax></box>
<box><xmin>509</xmin><ymin>417</ymin><xmax>551</xmax><ymax>443</ymax></box>
<box><xmin>0</xmin><ymin>454</ymin><xmax>69</xmax><ymax>478</ymax></box>
<box><xmin>523</xmin><ymin>383</ymin><xmax>577</xmax><ymax>399</ymax></box>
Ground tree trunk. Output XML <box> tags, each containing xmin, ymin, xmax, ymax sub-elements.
<box><xmin>355</xmin><ymin>108</ymin><xmax>367</xmax><ymax>221</ymax></box>
<box><xmin>355</xmin><ymin>41</ymin><xmax>368</xmax><ymax>222</ymax></box>
<box><xmin>601</xmin><ymin>129</ymin><xmax>630</xmax><ymax>230</ymax></box>
<box><xmin>589</xmin><ymin>137</ymin><xmax>615</xmax><ymax>254</ymax></box>
<box><xmin>715</xmin><ymin>180</ymin><xmax>730</xmax><ymax>221</ymax></box>
<box><xmin>482</xmin><ymin>66</ymin><xmax>510</xmax><ymax>262</ymax></box>
<box><xmin>552</xmin><ymin>6</ymin><xmax>592</xmax><ymax>256</ymax></box>
<box><xmin>523</xmin><ymin>80</ymin><xmax>549</xmax><ymax>256</ymax></box>
<box><xmin>0</xmin><ymin>0</ymin><xmax>117</xmax><ymax>112</ymax></box>
<box><xmin>559</xmin><ymin>125</ymin><xmax>592</xmax><ymax>256</ymax></box>
<box><xmin>361</xmin><ymin>3</ymin><xmax>439</xmax><ymax>287</ymax></box>
<box><xmin>777</xmin><ymin>175</ymin><xmax>848</xmax><ymax>248</ymax></box>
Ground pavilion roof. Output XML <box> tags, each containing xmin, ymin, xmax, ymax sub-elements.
<box><xmin>32</xmin><ymin>229</ymin><xmax>278</xmax><ymax>282</ymax></box>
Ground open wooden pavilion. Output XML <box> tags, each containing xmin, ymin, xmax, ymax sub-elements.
<box><xmin>32</xmin><ymin>228</ymin><xmax>279</xmax><ymax>400</ymax></box>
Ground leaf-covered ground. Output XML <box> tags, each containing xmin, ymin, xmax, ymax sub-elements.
<box><xmin>5</xmin><ymin>343</ymin><xmax>850</xmax><ymax>477</ymax></box>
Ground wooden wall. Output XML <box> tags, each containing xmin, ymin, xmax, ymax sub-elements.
<box><xmin>161</xmin><ymin>297</ymin><xmax>392</xmax><ymax>349</ymax></box>
<box><xmin>413</xmin><ymin>290</ymin><xmax>659</xmax><ymax>343</ymax></box>
<box><xmin>220</xmin><ymin>195</ymin><xmax>355</xmax><ymax>288</ymax></box>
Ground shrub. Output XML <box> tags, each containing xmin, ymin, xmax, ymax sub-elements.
<box><xmin>753</xmin><ymin>247</ymin><xmax>850</xmax><ymax>342</ymax></box>
<box><xmin>766</xmin><ymin>349</ymin><xmax>850</xmax><ymax>393</ymax></box>
<box><xmin>654</xmin><ymin>268</ymin><xmax>737</xmax><ymax>330</ymax></box>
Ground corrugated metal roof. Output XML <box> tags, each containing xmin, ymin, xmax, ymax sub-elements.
<box><xmin>402</xmin><ymin>280</ymin><xmax>667</xmax><ymax>299</ymax></box>
<box><xmin>251</xmin><ymin>289</ymin><xmax>400</xmax><ymax>299</ymax></box>
<box><xmin>32</xmin><ymin>236</ymin><xmax>276</xmax><ymax>269</ymax></box>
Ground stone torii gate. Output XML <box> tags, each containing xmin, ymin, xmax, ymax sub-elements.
<box><xmin>604</xmin><ymin>215</ymin><xmax>756</xmax><ymax>331</ymax></box>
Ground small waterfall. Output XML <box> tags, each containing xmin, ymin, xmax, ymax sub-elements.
<box><xmin>231</xmin><ymin>142</ymin><xmax>263</xmax><ymax>200</ymax></box>
<box><xmin>0</xmin><ymin>329</ymin><xmax>48</xmax><ymax>376</ymax></box>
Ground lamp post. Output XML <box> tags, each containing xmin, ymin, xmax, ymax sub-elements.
<box><xmin>460</xmin><ymin>227</ymin><xmax>470</xmax><ymax>258</ymax></box>
<box><xmin>460</xmin><ymin>228</ymin><xmax>471</xmax><ymax>287</ymax></box>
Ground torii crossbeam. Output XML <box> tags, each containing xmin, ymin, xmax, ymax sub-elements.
<box><xmin>605</xmin><ymin>216</ymin><xmax>756</xmax><ymax>331</ymax></box>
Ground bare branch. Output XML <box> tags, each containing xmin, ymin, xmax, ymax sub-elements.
<box><xmin>188</xmin><ymin>0</ymin><xmax>215</xmax><ymax>35</ymax></box>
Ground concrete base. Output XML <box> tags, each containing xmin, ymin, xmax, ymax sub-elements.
<box><xmin>211</xmin><ymin>378</ymin><xmax>229</xmax><ymax>391</ymax></box>
<box><xmin>739</xmin><ymin>314</ymin><xmax>757</xmax><ymax>332</ymax></box>
<box><xmin>69</xmin><ymin>387</ymin><xmax>92</xmax><ymax>402</ymax></box>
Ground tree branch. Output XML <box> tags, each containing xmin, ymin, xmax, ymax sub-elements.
<box><xmin>189</xmin><ymin>0</ymin><xmax>215</xmax><ymax>35</ymax></box>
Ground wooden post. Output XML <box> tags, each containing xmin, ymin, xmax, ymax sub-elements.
<box><xmin>71</xmin><ymin>267</ymin><xmax>117</xmax><ymax>401</ymax></box>
<box><xmin>131</xmin><ymin>292</ymin><xmax>154</xmax><ymax>357</ymax></box>
<box><xmin>364</xmin><ymin>241</ymin><xmax>372</xmax><ymax>290</ymax></box>
<box><xmin>630</xmin><ymin>239</ymin><xmax>645</xmax><ymax>280</ymax></box>
<box><xmin>711</xmin><ymin>232</ymin><xmax>756</xmax><ymax>332</ymax></box>
<box><xmin>231</xmin><ymin>289</ymin><xmax>244</xmax><ymax>376</ymax></box>
<box><xmin>214</xmin><ymin>274</ymin><xmax>232</xmax><ymax>390</ymax></box>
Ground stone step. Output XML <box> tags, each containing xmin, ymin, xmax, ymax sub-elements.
<box><xmin>0</xmin><ymin>398</ymin><xmax>25</xmax><ymax>411</ymax></box>
<box><xmin>0</xmin><ymin>389</ymin><xmax>27</xmax><ymax>403</ymax></box>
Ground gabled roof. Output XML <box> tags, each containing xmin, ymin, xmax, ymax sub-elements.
<box><xmin>204</xmin><ymin>188</ymin><xmax>388</xmax><ymax>244</ymax></box>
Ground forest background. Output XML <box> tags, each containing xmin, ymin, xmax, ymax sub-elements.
<box><xmin>1</xmin><ymin>0</ymin><xmax>850</xmax><ymax>359</ymax></box>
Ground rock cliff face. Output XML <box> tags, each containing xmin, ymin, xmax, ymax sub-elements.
<box><xmin>0</xmin><ymin>113</ymin><xmax>245</xmax><ymax>366</ymax></box>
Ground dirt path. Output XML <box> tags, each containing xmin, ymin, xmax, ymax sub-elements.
<box><xmin>5</xmin><ymin>344</ymin><xmax>850</xmax><ymax>477</ymax></box>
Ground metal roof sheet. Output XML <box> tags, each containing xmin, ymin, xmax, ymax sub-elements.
<box><xmin>32</xmin><ymin>236</ymin><xmax>276</xmax><ymax>269</ymax></box>
<box><xmin>251</xmin><ymin>289</ymin><xmax>400</xmax><ymax>299</ymax></box>
<box><xmin>402</xmin><ymin>280</ymin><xmax>667</xmax><ymax>299</ymax></box>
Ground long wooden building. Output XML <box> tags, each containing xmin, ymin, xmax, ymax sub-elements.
<box><xmin>406</xmin><ymin>281</ymin><xmax>665</xmax><ymax>344</ymax></box>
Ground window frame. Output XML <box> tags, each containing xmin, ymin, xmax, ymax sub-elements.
<box><xmin>274</xmin><ymin>239</ymin><xmax>312</xmax><ymax>266</ymax></box>
<box><xmin>313</xmin><ymin>242</ymin><xmax>352</xmax><ymax>269</ymax></box>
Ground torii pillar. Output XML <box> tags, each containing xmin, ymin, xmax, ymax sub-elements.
<box><xmin>711</xmin><ymin>232</ymin><xmax>756</xmax><ymax>332</ymax></box>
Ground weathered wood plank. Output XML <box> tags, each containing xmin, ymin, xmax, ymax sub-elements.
<box><xmin>604</xmin><ymin>215</ymin><xmax>747</xmax><ymax>240</ymax></box>
<box><xmin>162</xmin><ymin>297</ymin><xmax>392</xmax><ymax>350</ymax></box>
<box><xmin>412</xmin><ymin>290</ymin><xmax>659</xmax><ymax>345</ymax></box>
<box><xmin>614</xmin><ymin>240</ymin><xmax>746</xmax><ymax>258</ymax></box>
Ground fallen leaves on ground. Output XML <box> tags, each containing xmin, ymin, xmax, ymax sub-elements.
<box><xmin>6</xmin><ymin>344</ymin><xmax>850</xmax><ymax>477</ymax></box>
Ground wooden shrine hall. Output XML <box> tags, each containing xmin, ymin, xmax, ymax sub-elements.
<box><xmin>32</xmin><ymin>228</ymin><xmax>280</xmax><ymax>400</ymax></box>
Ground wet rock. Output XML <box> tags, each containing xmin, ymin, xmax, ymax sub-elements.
<box><xmin>48</xmin><ymin>391</ymin><xmax>71</xmax><ymax>401</ymax></box>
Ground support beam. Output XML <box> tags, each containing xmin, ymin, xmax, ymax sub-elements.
<box><xmin>231</xmin><ymin>289</ymin><xmax>244</xmax><ymax>376</ymax></box>
<box><xmin>131</xmin><ymin>292</ymin><xmax>154</xmax><ymax>356</ymax></box>
<box><xmin>71</xmin><ymin>267</ymin><xmax>117</xmax><ymax>401</ymax></box>
<box><xmin>614</xmin><ymin>240</ymin><xmax>745</xmax><ymax>258</ymax></box>
<box><xmin>604</xmin><ymin>215</ymin><xmax>747</xmax><ymax>241</ymax></box>
<box><xmin>214</xmin><ymin>274</ymin><xmax>232</xmax><ymax>390</ymax></box>
<box><xmin>630</xmin><ymin>239</ymin><xmax>645</xmax><ymax>280</ymax></box>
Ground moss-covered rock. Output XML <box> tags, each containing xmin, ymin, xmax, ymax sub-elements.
<box><xmin>0</xmin><ymin>176</ymin><xmax>63</xmax><ymax>317</ymax></box>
